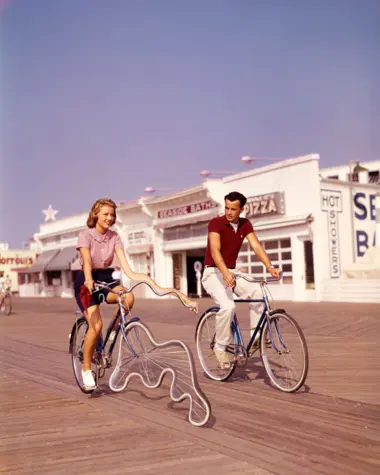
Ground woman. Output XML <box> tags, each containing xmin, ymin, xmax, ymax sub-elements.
<box><xmin>74</xmin><ymin>197</ymin><xmax>197</xmax><ymax>391</ymax></box>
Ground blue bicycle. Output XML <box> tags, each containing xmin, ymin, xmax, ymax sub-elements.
<box><xmin>69</xmin><ymin>276</ymin><xmax>211</xmax><ymax>427</ymax></box>
<box><xmin>195</xmin><ymin>273</ymin><xmax>309</xmax><ymax>392</ymax></box>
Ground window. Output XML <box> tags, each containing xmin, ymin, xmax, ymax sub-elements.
<box><xmin>348</xmin><ymin>172</ymin><xmax>358</xmax><ymax>182</ymax></box>
<box><xmin>165</xmin><ymin>222</ymin><xmax>208</xmax><ymax>241</ymax></box>
<box><xmin>369</xmin><ymin>170</ymin><xmax>379</xmax><ymax>184</ymax></box>
<box><xmin>237</xmin><ymin>237</ymin><xmax>293</xmax><ymax>284</ymax></box>
<box><xmin>264</xmin><ymin>240</ymin><xmax>278</xmax><ymax>250</ymax></box>
<box><xmin>130</xmin><ymin>253</ymin><xmax>148</xmax><ymax>274</ymax></box>
<box><xmin>47</xmin><ymin>271</ymin><xmax>61</xmax><ymax>286</ymax></box>
<box><xmin>327</xmin><ymin>175</ymin><xmax>338</xmax><ymax>180</ymax></box>
<box><xmin>280</xmin><ymin>239</ymin><xmax>291</xmax><ymax>248</ymax></box>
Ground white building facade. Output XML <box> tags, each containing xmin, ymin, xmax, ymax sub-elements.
<box><xmin>19</xmin><ymin>154</ymin><xmax>380</xmax><ymax>302</ymax></box>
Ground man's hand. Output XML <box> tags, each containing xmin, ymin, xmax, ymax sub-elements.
<box><xmin>183</xmin><ymin>296</ymin><xmax>198</xmax><ymax>314</ymax></box>
<box><xmin>268</xmin><ymin>267</ymin><xmax>281</xmax><ymax>279</ymax></box>
<box><xmin>223</xmin><ymin>270</ymin><xmax>235</xmax><ymax>288</ymax></box>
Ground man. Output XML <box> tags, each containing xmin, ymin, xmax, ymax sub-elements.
<box><xmin>202</xmin><ymin>191</ymin><xmax>281</xmax><ymax>368</ymax></box>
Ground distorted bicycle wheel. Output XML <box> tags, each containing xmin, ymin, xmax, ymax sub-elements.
<box><xmin>195</xmin><ymin>309</ymin><xmax>237</xmax><ymax>382</ymax></box>
<box><xmin>110</xmin><ymin>320</ymin><xmax>211</xmax><ymax>427</ymax></box>
<box><xmin>71</xmin><ymin>318</ymin><xmax>98</xmax><ymax>394</ymax></box>
<box><xmin>261</xmin><ymin>312</ymin><xmax>308</xmax><ymax>392</ymax></box>
<box><xmin>1</xmin><ymin>294</ymin><xmax>12</xmax><ymax>315</ymax></box>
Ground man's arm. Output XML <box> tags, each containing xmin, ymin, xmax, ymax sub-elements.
<box><xmin>246</xmin><ymin>232</ymin><xmax>281</xmax><ymax>278</ymax></box>
<box><xmin>209</xmin><ymin>232</ymin><xmax>235</xmax><ymax>287</ymax></box>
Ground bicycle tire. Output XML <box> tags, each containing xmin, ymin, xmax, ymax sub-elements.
<box><xmin>195</xmin><ymin>308</ymin><xmax>236</xmax><ymax>382</ymax></box>
<box><xmin>260</xmin><ymin>311</ymin><xmax>308</xmax><ymax>392</ymax></box>
<box><xmin>71</xmin><ymin>318</ymin><xmax>98</xmax><ymax>394</ymax></box>
<box><xmin>3</xmin><ymin>294</ymin><xmax>12</xmax><ymax>315</ymax></box>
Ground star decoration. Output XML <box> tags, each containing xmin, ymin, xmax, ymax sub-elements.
<box><xmin>42</xmin><ymin>205</ymin><xmax>59</xmax><ymax>222</ymax></box>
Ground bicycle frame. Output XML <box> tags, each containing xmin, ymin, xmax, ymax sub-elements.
<box><xmin>228</xmin><ymin>282</ymin><xmax>287</xmax><ymax>356</ymax></box>
<box><xmin>94</xmin><ymin>290</ymin><xmax>140</xmax><ymax>358</ymax></box>
<box><xmin>69</xmin><ymin>286</ymin><xmax>139</xmax><ymax>358</ymax></box>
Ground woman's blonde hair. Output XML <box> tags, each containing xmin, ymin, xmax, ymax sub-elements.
<box><xmin>87</xmin><ymin>198</ymin><xmax>117</xmax><ymax>228</ymax></box>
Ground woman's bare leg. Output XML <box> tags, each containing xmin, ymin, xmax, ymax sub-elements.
<box><xmin>83</xmin><ymin>305</ymin><xmax>102</xmax><ymax>371</ymax></box>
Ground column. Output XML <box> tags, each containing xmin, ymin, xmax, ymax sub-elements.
<box><xmin>376</xmin><ymin>194</ymin><xmax>380</xmax><ymax>249</ymax></box>
<box><xmin>290</xmin><ymin>235</ymin><xmax>305</xmax><ymax>301</ymax></box>
<box><xmin>152</xmin><ymin>229</ymin><xmax>165</xmax><ymax>297</ymax></box>
<box><xmin>181</xmin><ymin>252</ymin><xmax>187</xmax><ymax>295</ymax></box>
<box><xmin>61</xmin><ymin>270</ymin><xmax>73</xmax><ymax>298</ymax></box>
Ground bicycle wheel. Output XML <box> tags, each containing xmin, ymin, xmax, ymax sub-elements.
<box><xmin>1</xmin><ymin>294</ymin><xmax>12</xmax><ymax>315</ymax></box>
<box><xmin>195</xmin><ymin>309</ymin><xmax>236</xmax><ymax>382</ymax></box>
<box><xmin>260</xmin><ymin>311</ymin><xmax>308</xmax><ymax>392</ymax></box>
<box><xmin>110</xmin><ymin>320</ymin><xmax>211</xmax><ymax>427</ymax></box>
<box><xmin>71</xmin><ymin>318</ymin><xmax>98</xmax><ymax>394</ymax></box>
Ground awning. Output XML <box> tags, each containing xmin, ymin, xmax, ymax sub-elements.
<box><xmin>71</xmin><ymin>256</ymin><xmax>82</xmax><ymax>271</ymax></box>
<box><xmin>45</xmin><ymin>247</ymin><xmax>79</xmax><ymax>271</ymax></box>
<box><xmin>26</xmin><ymin>249</ymin><xmax>60</xmax><ymax>273</ymax></box>
<box><xmin>127</xmin><ymin>243</ymin><xmax>153</xmax><ymax>255</ymax></box>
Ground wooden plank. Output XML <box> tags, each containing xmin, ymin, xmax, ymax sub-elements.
<box><xmin>0</xmin><ymin>297</ymin><xmax>379</xmax><ymax>475</ymax></box>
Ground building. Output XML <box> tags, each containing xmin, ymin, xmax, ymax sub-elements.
<box><xmin>320</xmin><ymin>160</ymin><xmax>380</xmax><ymax>184</ymax></box>
<box><xmin>0</xmin><ymin>244</ymin><xmax>39</xmax><ymax>293</ymax></box>
<box><xmin>18</xmin><ymin>154</ymin><xmax>380</xmax><ymax>302</ymax></box>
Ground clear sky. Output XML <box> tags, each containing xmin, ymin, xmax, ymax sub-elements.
<box><xmin>1</xmin><ymin>0</ymin><xmax>379</xmax><ymax>247</ymax></box>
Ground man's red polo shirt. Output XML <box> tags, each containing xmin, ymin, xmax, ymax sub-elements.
<box><xmin>204</xmin><ymin>216</ymin><xmax>254</xmax><ymax>269</ymax></box>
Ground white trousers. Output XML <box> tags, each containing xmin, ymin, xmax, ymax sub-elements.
<box><xmin>201</xmin><ymin>267</ymin><xmax>264</xmax><ymax>347</ymax></box>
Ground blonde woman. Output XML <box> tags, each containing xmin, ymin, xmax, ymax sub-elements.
<box><xmin>74</xmin><ymin>198</ymin><xmax>197</xmax><ymax>391</ymax></box>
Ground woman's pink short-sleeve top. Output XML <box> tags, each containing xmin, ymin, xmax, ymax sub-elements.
<box><xmin>77</xmin><ymin>228</ymin><xmax>123</xmax><ymax>269</ymax></box>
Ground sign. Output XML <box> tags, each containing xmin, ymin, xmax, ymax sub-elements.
<box><xmin>244</xmin><ymin>192</ymin><xmax>285</xmax><ymax>218</ymax></box>
<box><xmin>158</xmin><ymin>200</ymin><xmax>218</xmax><ymax>219</ymax></box>
<box><xmin>193</xmin><ymin>261</ymin><xmax>203</xmax><ymax>272</ymax></box>
<box><xmin>127</xmin><ymin>229</ymin><xmax>152</xmax><ymax>245</ymax></box>
<box><xmin>321</xmin><ymin>190</ymin><xmax>342</xmax><ymax>278</ymax></box>
<box><xmin>0</xmin><ymin>256</ymin><xmax>34</xmax><ymax>266</ymax></box>
<box><xmin>353</xmin><ymin>191</ymin><xmax>377</xmax><ymax>257</ymax></box>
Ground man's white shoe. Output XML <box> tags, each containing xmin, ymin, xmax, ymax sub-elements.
<box><xmin>82</xmin><ymin>369</ymin><xmax>96</xmax><ymax>390</ymax></box>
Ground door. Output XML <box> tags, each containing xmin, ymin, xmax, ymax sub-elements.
<box><xmin>304</xmin><ymin>241</ymin><xmax>315</xmax><ymax>289</ymax></box>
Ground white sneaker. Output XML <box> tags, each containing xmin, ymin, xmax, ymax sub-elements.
<box><xmin>81</xmin><ymin>369</ymin><xmax>96</xmax><ymax>390</ymax></box>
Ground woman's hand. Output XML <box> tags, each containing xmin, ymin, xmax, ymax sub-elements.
<box><xmin>183</xmin><ymin>295</ymin><xmax>198</xmax><ymax>314</ymax></box>
<box><xmin>84</xmin><ymin>280</ymin><xmax>94</xmax><ymax>294</ymax></box>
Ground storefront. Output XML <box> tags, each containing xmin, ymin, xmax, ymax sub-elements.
<box><xmin>145</xmin><ymin>154</ymin><xmax>379</xmax><ymax>302</ymax></box>
<box><xmin>142</xmin><ymin>185</ymin><xmax>220</xmax><ymax>297</ymax></box>
<box><xmin>18</xmin><ymin>154</ymin><xmax>380</xmax><ymax>302</ymax></box>
<box><xmin>0</xmin><ymin>249</ymin><xmax>38</xmax><ymax>293</ymax></box>
<box><xmin>18</xmin><ymin>212</ymin><xmax>87</xmax><ymax>297</ymax></box>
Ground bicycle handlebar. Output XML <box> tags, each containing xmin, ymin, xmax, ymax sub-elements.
<box><xmin>233</xmin><ymin>271</ymin><xmax>283</xmax><ymax>284</ymax></box>
<box><xmin>93</xmin><ymin>279</ymin><xmax>197</xmax><ymax>312</ymax></box>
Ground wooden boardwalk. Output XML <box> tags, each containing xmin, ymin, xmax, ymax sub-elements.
<box><xmin>1</xmin><ymin>297</ymin><xmax>379</xmax><ymax>474</ymax></box>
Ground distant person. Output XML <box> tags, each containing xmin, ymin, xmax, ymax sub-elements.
<box><xmin>4</xmin><ymin>275</ymin><xmax>11</xmax><ymax>291</ymax></box>
<box><xmin>74</xmin><ymin>197</ymin><xmax>198</xmax><ymax>391</ymax></box>
<box><xmin>202</xmin><ymin>191</ymin><xmax>281</xmax><ymax>369</ymax></box>
<box><xmin>0</xmin><ymin>275</ymin><xmax>11</xmax><ymax>308</ymax></box>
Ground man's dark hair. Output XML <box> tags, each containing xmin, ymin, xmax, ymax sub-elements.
<box><xmin>224</xmin><ymin>191</ymin><xmax>247</xmax><ymax>208</ymax></box>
